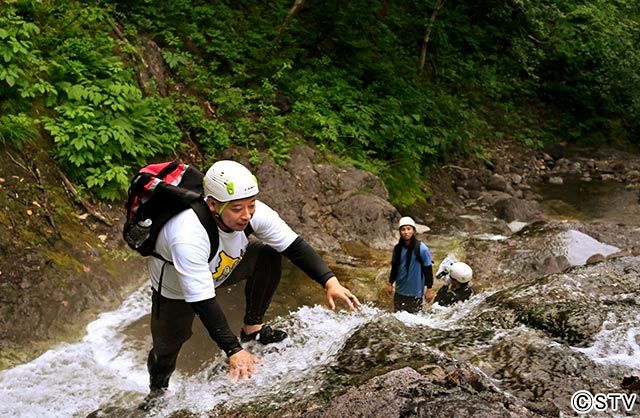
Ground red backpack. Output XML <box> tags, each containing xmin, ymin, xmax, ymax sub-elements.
<box><xmin>123</xmin><ymin>160</ymin><xmax>218</xmax><ymax>262</ymax></box>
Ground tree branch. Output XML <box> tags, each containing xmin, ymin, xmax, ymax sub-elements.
<box><xmin>32</xmin><ymin>165</ymin><xmax>61</xmax><ymax>236</ymax></box>
<box><xmin>57</xmin><ymin>169</ymin><xmax>113</xmax><ymax>227</ymax></box>
<box><xmin>7</xmin><ymin>152</ymin><xmax>61</xmax><ymax>236</ymax></box>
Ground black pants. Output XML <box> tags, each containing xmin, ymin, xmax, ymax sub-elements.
<box><xmin>147</xmin><ymin>241</ymin><xmax>281</xmax><ymax>389</ymax></box>
<box><xmin>393</xmin><ymin>293</ymin><xmax>423</xmax><ymax>313</ymax></box>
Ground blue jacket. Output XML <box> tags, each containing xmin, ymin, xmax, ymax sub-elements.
<box><xmin>389</xmin><ymin>241</ymin><xmax>433</xmax><ymax>298</ymax></box>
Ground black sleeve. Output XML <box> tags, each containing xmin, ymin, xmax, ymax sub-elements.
<box><xmin>190</xmin><ymin>297</ymin><xmax>243</xmax><ymax>357</ymax></box>
<box><xmin>281</xmin><ymin>236</ymin><xmax>334</xmax><ymax>287</ymax></box>
<box><xmin>422</xmin><ymin>264</ymin><xmax>433</xmax><ymax>289</ymax></box>
<box><xmin>389</xmin><ymin>250</ymin><xmax>398</xmax><ymax>284</ymax></box>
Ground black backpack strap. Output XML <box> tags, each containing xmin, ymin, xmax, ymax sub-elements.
<box><xmin>414</xmin><ymin>240</ymin><xmax>423</xmax><ymax>265</ymax></box>
<box><xmin>191</xmin><ymin>199</ymin><xmax>220</xmax><ymax>262</ymax></box>
<box><xmin>414</xmin><ymin>240</ymin><xmax>424</xmax><ymax>288</ymax></box>
<box><xmin>154</xmin><ymin>198</ymin><xmax>215</xmax><ymax>319</ymax></box>
<box><xmin>244</xmin><ymin>223</ymin><xmax>253</xmax><ymax>237</ymax></box>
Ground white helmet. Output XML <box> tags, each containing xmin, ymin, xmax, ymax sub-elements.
<box><xmin>398</xmin><ymin>216</ymin><xmax>416</xmax><ymax>230</ymax></box>
<box><xmin>448</xmin><ymin>262</ymin><xmax>473</xmax><ymax>283</ymax></box>
<box><xmin>203</xmin><ymin>160</ymin><xmax>259</xmax><ymax>202</ymax></box>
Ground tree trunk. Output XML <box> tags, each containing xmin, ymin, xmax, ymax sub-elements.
<box><xmin>277</xmin><ymin>0</ymin><xmax>305</xmax><ymax>38</ymax></box>
<box><xmin>418</xmin><ymin>0</ymin><xmax>445</xmax><ymax>74</ymax></box>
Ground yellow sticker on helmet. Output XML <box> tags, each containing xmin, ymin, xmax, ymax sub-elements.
<box><xmin>226</xmin><ymin>182</ymin><xmax>235</xmax><ymax>195</ymax></box>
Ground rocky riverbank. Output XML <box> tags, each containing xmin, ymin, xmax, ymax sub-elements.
<box><xmin>414</xmin><ymin>141</ymin><xmax>640</xmax><ymax>230</ymax></box>
<box><xmin>4</xmin><ymin>138</ymin><xmax>640</xmax><ymax>417</ymax></box>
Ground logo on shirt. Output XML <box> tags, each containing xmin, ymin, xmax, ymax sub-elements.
<box><xmin>212</xmin><ymin>250</ymin><xmax>243</xmax><ymax>283</ymax></box>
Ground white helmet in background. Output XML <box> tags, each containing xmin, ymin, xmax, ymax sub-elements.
<box><xmin>204</xmin><ymin>160</ymin><xmax>259</xmax><ymax>202</ymax></box>
<box><xmin>448</xmin><ymin>262</ymin><xmax>473</xmax><ymax>283</ymax></box>
<box><xmin>398</xmin><ymin>216</ymin><xmax>416</xmax><ymax>230</ymax></box>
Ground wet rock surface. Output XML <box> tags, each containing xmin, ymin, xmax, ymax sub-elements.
<box><xmin>482</xmin><ymin>256</ymin><xmax>639</xmax><ymax>344</ymax></box>
<box><xmin>300</xmin><ymin>367</ymin><xmax>540</xmax><ymax>418</ymax></box>
<box><xmin>202</xmin><ymin>250</ymin><xmax>638</xmax><ymax>418</ymax></box>
<box><xmin>462</xmin><ymin>220</ymin><xmax>631</xmax><ymax>289</ymax></box>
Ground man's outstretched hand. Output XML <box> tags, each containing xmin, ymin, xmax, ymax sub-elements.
<box><xmin>324</xmin><ymin>277</ymin><xmax>362</xmax><ymax>310</ymax></box>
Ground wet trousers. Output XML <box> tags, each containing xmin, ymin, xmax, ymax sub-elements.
<box><xmin>393</xmin><ymin>293</ymin><xmax>423</xmax><ymax>313</ymax></box>
<box><xmin>147</xmin><ymin>241</ymin><xmax>281</xmax><ymax>389</ymax></box>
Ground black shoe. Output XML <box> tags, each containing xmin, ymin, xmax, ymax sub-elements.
<box><xmin>137</xmin><ymin>387</ymin><xmax>167</xmax><ymax>411</ymax></box>
<box><xmin>240</xmin><ymin>325</ymin><xmax>288</xmax><ymax>345</ymax></box>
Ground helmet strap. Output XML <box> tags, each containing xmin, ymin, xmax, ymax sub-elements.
<box><xmin>213</xmin><ymin>211</ymin><xmax>233</xmax><ymax>232</ymax></box>
<box><xmin>207</xmin><ymin>197</ymin><xmax>233</xmax><ymax>232</ymax></box>
<box><xmin>217</xmin><ymin>201</ymin><xmax>230</xmax><ymax>214</ymax></box>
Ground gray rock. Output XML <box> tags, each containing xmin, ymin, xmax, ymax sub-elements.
<box><xmin>302</xmin><ymin>367</ymin><xmax>539</xmax><ymax>418</ymax></box>
<box><xmin>254</xmin><ymin>144</ymin><xmax>399</xmax><ymax>251</ymax></box>
<box><xmin>554</xmin><ymin>158</ymin><xmax>571</xmax><ymax>170</ymax></box>
<box><xmin>487</xmin><ymin>174</ymin><xmax>509</xmax><ymax>192</ymax></box>
<box><xmin>625</xmin><ymin>170</ymin><xmax>640</xmax><ymax>182</ymax></box>
<box><xmin>492</xmin><ymin>198</ymin><xmax>542</xmax><ymax>222</ymax></box>
<box><xmin>586</xmin><ymin>253</ymin><xmax>605</xmax><ymax>265</ymax></box>
<box><xmin>137</xmin><ymin>37</ymin><xmax>167</xmax><ymax>96</ymax></box>
<box><xmin>479</xmin><ymin>191</ymin><xmax>513</xmax><ymax>207</ymax></box>
<box><xmin>539</xmin><ymin>255</ymin><xmax>571</xmax><ymax>275</ymax></box>
<box><xmin>463</xmin><ymin>177</ymin><xmax>483</xmax><ymax>192</ymax></box>
<box><xmin>456</xmin><ymin>186</ymin><xmax>469</xmax><ymax>199</ymax></box>
<box><xmin>332</xmin><ymin>193</ymin><xmax>398</xmax><ymax>249</ymax></box>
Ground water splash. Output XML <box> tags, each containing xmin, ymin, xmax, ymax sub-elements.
<box><xmin>473</xmin><ymin>233</ymin><xmax>508</xmax><ymax>241</ymax></box>
<box><xmin>0</xmin><ymin>286</ymin><xmax>151</xmax><ymax>418</ymax></box>
<box><xmin>153</xmin><ymin>305</ymin><xmax>383</xmax><ymax>414</ymax></box>
<box><xmin>0</xmin><ymin>296</ymin><xmax>386</xmax><ymax>417</ymax></box>
<box><xmin>573</xmin><ymin>313</ymin><xmax>640</xmax><ymax>371</ymax></box>
<box><xmin>395</xmin><ymin>292</ymin><xmax>492</xmax><ymax>331</ymax></box>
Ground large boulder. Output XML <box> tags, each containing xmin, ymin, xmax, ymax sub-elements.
<box><xmin>492</xmin><ymin>197</ymin><xmax>542</xmax><ymax>222</ymax></box>
<box><xmin>302</xmin><ymin>367</ymin><xmax>539</xmax><ymax>418</ymax></box>
<box><xmin>250</xmin><ymin>144</ymin><xmax>399</xmax><ymax>252</ymax></box>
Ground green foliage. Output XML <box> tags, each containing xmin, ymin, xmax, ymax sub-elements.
<box><xmin>0</xmin><ymin>7</ymin><xmax>40</xmax><ymax>89</ymax></box>
<box><xmin>2</xmin><ymin>1</ymin><xmax>182</xmax><ymax>199</ymax></box>
<box><xmin>0</xmin><ymin>113</ymin><xmax>38</xmax><ymax>146</ymax></box>
<box><xmin>3</xmin><ymin>0</ymin><xmax>639</xmax><ymax>205</ymax></box>
<box><xmin>174</xmin><ymin>98</ymin><xmax>230</xmax><ymax>154</ymax></box>
<box><xmin>43</xmin><ymin>86</ymin><xmax>181</xmax><ymax>199</ymax></box>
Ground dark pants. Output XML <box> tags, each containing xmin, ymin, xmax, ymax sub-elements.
<box><xmin>147</xmin><ymin>241</ymin><xmax>281</xmax><ymax>389</ymax></box>
<box><xmin>393</xmin><ymin>293</ymin><xmax>423</xmax><ymax>313</ymax></box>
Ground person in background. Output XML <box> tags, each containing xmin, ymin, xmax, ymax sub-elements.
<box><xmin>142</xmin><ymin>160</ymin><xmax>361</xmax><ymax>409</ymax></box>
<box><xmin>386</xmin><ymin>216</ymin><xmax>434</xmax><ymax>313</ymax></box>
<box><xmin>433</xmin><ymin>262</ymin><xmax>475</xmax><ymax>306</ymax></box>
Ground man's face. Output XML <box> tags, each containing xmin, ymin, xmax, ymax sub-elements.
<box><xmin>213</xmin><ymin>196</ymin><xmax>257</xmax><ymax>231</ymax></box>
<box><xmin>400</xmin><ymin>225</ymin><xmax>415</xmax><ymax>241</ymax></box>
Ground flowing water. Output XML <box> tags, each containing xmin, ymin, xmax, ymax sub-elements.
<box><xmin>1</xmin><ymin>179</ymin><xmax>639</xmax><ymax>417</ymax></box>
<box><xmin>535</xmin><ymin>175</ymin><xmax>640</xmax><ymax>225</ymax></box>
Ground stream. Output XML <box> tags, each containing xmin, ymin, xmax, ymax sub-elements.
<box><xmin>0</xmin><ymin>179</ymin><xmax>639</xmax><ymax>417</ymax></box>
